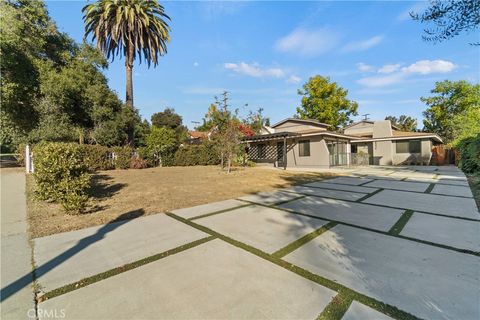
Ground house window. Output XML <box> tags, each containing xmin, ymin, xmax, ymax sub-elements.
<box><xmin>396</xmin><ymin>140</ymin><xmax>421</xmax><ymax>154</ymax></box>
<box><xmin>299</xmin><ymin>140</ymin><xmax>310</xmax><ymax>157</ymax></box>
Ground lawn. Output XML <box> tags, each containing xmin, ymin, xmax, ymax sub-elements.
<box><xmin>27</xmin><ymin>166</ymin><xmax>336</xmax><ymax>238</ymax></box>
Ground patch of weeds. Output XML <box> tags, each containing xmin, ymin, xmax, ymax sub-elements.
<box><xmin>41</xmin><ymin>236</ymin><xmax>215</xmax><ymax>302</ymax></box>
<box><xmin>316</xmin><ymin>290</ymin><xmax>353</xmax><ymax>320</ymax></box>
<box><xmin>389</xmin><ymin>210</ymin><xmax>414</xmax><ymax>236</ymax></box>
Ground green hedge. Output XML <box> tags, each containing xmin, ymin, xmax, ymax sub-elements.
<box><xmin>174</xmin><ymin>142</ymin><xmax>220</xmax><ymax>166</ymax></box>
<box><xmin>33</xmin><ymin>142</ymin><xmax>90</xmax><ymax>213</ymax></box>
<box><xmin>82</xmin><ymin>145</ymin><xmax>115</xmax><ymax>171</ymax></box>
<box><xmin>458</xmin><ymin>133</ymin><xmax>480</xmax><ymax>174</ymax></box>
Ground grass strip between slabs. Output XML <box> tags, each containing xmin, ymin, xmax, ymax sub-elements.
<box><xmin>389</xmin><ymin>210</ymin><xmax>414</xmax><ymax>236</ymax></box>
<box><xmin>272</xmin><ymin>222</ymin><xmax>338</xmax><ymax>258</ymax></box>
<box><xmin>316</xmin><ymin>290</ymin><xmax>353</xmax><ymax>320</ymax></box>
<box><xmin>40</xmin><ymin>235</ymin><xmax>215</xmax><ymax>302</ymax></box>
<box><xmin>166</xmin><ymin>212</ymin><xmax>421</xmax><ymax>320</ymax></box>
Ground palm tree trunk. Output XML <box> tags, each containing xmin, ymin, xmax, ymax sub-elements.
<box><xmin>125</xmin><ymin>44</ymin><xmax>134</xmax><ymax>109</ymax></box>
<box><xmin>125</xmin><ymin>44</ymin><xmax>135</xmax><ymax>145</ymax></box>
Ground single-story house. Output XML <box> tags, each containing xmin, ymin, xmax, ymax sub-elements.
<box><xmin>244</xmin><ymin>118</ymin><xmax>443</xmax><ymax>168</ymax></box>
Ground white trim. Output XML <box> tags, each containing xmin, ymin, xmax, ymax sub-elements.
<box><xmin>352</xmin><ymin>135</ymin><xmax>443</xmax><ymax>143</ymax></box>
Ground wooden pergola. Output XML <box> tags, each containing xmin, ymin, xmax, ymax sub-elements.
<box><xmin>243</xmin><ymin>132</ymin><xmax>299</xmax><ymax>170</ymax></box>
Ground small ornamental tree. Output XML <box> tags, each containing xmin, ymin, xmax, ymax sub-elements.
<box><xmin>145</xmin><ymin>126</ymin><xmax>177</xmax><ymax>166</ymax></box>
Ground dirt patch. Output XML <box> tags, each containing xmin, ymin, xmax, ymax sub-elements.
<box><xmin>28</xmin><ymin>166</ymin><xmax>336</xmax><ymax>238</ymax></box>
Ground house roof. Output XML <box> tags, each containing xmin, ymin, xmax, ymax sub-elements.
<box><xmin>343</xmin><ymin>120</ymin><xmax>400</xmax><ymax>131</ymax></box>
<box><xmin>353</xmin><ymin>133</ymin><xmax>443</xmax><ymax>143</ymax></box>
<box><xmin>242</xmin><ymin>131</ymin><xmax>299</xmax><ymax>142</ymax></box>
<box><xmin>189</xmin><ymin>131</ymin><xmax>209</xmax><ymax>139</ymax></box>
<box><xmin>271</xmin><ymin>118</ymin><xmax>330</xmax><ymax>129</ymax></box>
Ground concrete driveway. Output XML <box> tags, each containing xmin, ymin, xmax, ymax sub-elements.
<box><xmin>32</xmin><ymin>166</ymin><xmax>479</xmax><ymax>319</ymax></box>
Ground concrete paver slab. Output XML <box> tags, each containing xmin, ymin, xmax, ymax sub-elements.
<box><xmin>238</xmin><ymin>190</ymin><xmax>303</xmax><ymax>205</ymax></box>
<box><xmin>39</xmin><ymin>239</ymin><xmax>336</xmax><ymax>319</ymax></box>
<box><xmin>171</xmin><ymin>199</ymin><xmax>246</xmax><ymax>219</ymax></box>
<box><xmin>194</xmin><ymin>205</ymin><xmax>329</xmax><ymax>253</ymax></box>
<box><xmin>363</xmin><ymin>189</ymin><xmax>479</xmax><ymax>219</ymax></box>
<box><xmin>404</xmin><ymin>177</ymin><xmax>469</xmax><ymax>186</ymax></box>
<box><xmin>277</xmin><ymin>197</ymin><xmax>403</xmax><ymax>232</ymax></box>
<box><xmin>342</xmin><ymin>301</ymin><xmax>394</xmax><ymax>320</ymax></box>
<box><xmin>323</xmin><ymin>177</ymin><xmax>373</xmax><ymax>186</ymax></box>
<box><xmin>1</xmin><ymin>169</ymin><xmax>35</xmax><ymax>320</ymax></box>
<box><xmin>284</xmin><ymin>225</ymin><xmax>480</xmax><ymax>320</ymax></box>
<box><xmin>302</xmin><ymin>181</ymin><xmax>376</xmax><ymax>194</ymax></box>
<box><xmin>33</xmin><ymin>214</ymin><xmax>207</xmax><ymax>292</ymax></box>
<box><xmin>431</xmin><ymin>184</ymin><xmax>473</xmax><ymax>198</ymax></box>
<box><xmin>357</xmin><ymin>175</ymin><xmax>404</xmax><ymax>181</ymax></box>
<box><xmin>363</xmin><ymin>180</ymin><xmax>430</xmax><ymax>192</ymax></box>
<box><xmin>284</xmin><ymin>186</ymin><xmax>366</xmax><ymax>201</ymax></box>
<box><xmin>401</xmin><ymin>213</ymin><xmax>480</xmax><ymax>252</ymax></box>
<box><xmin>389</xmin><ymin>171</ymin><xmax>436</xmax><ymax>179</ymax></box>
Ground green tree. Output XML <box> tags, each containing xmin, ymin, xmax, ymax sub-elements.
<box><xmin>385</xmin><ymin>115</ymin><xmax>417</xmax><ymax>132</ymax></box>
<box><xmin>151</xmin><ymin>108</ymin><xmax>187</xmax><ymax>142</ymax></box>
<box><xmin>244</xmin><ymin>107</ymin><xmax>270</xmax><ymax>133</ymax></box>
<box><xmin>451</xmin><ymin>106</ymin><xmax>480</xmax><ymax>146</ymax></box>
<box><xmin>296</xmin><ymin>76</ymin><xmax>358</xmax><ymax>129</ymax></box>
<box><xmin>411</xmin><ymin>0</ymin><xmax>480</xmax><ymax>45</ymax></box>
<box><xmin>145</xmin><ymin>126</ymin><xmax>177</xmax><ymax>166</ymax></box>
<box><xmin>422</xmin><ymin>80</ymin><xmax>480</xmax><ymax>144</ymax></box>
<box><xmin>83</xmin><ymin>0</ymin><xmax>171</xmax><ymax>144</ymax></box>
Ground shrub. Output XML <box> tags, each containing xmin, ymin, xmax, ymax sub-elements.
<box><xmin>82</xmin><ymin>144</ymin><xmax>115</xmax><ymax>171</ymax></box>
<box><xmin>112</xmin><ymin>146</ymin><xmax>134</xmax><ymax>169</ymax></box>
<box><xmin>129</xmin><ymin>157</ymin><xmax>148</xmax><ymax>169</ymax></box>
<box><xmin>33</xmin><ymin>142</ymin><xmax>90</xmax><ymax>213</ymax></box>
<box><xmin>174</xmin><ymin>142</ymin><xmax>220</xmax><ymax>166</ymax></box>
<box><xmin>458</xmin><ymin>133</ymin><xmax>480</xmax><ymax>174</ymax></box>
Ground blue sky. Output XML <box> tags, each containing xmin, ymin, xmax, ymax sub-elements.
<box><xmin>47</xmin><ymin>1</ymin><xmax>479</xmax><ymax>129</ymax></box>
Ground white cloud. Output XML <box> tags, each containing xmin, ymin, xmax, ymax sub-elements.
<box><xmin>274</xmin><ymin>27</ymin><xmax>340</xmax><ymax>56</ymax></box>
<box><xmin>342</xmin><ymin>35</ymin><xmax>383</xmax><ymax>53</ymax></box>
<box><xmin>401</xmin><ymin>60</ymin><xmax>456</xmax><ymax>74</ymax></box>
<box><xmin>193</xmin><ymin>62</ymin><xmax>199</xmax><ymax>67</ymax></box>
<box><xmin>378</xmin><ymin>63</ymin><xmax>401</xmax><ymax>74</ymax></box>
<box><xmin>357</xmin><ymin>59</ymin><xmax>456</xmax><ymax>87</ymax></box>
<box><xmin>287</xmin><ymin>75</ymin><xmax>302</xmax><ymax>84</ymax></box>
<box><xmin>357</xmin><ymin>62</ymin><xmax>374</xmax><ymax>72</ymax></box>
<box><xmin>357</xmin><ymin>73</ymin><xmax>406</xmax><ymax>88</ymax></box>
<box><xmin>224</xmin><ymin>62</ymin><xmax>285</xmax><ymax>78</ymax></box>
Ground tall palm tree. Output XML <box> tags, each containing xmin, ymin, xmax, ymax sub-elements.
<box><xmin>83</xmin><ymin>0</ymin><xmax>171</xmax><ymax>143</ymax></box>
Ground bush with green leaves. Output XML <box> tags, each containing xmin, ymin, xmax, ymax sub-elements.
<box><xmin>33</xmin><ymin>142</ymin><xmax>90</xmax><ymax>213</ymax></box>
<box><xmin>174</xmin><ymin>141</ymin><xmax>220</xmax><ymax>166</ymax></box>
<box><xmin>457</xmin><ymin>133</ymin><xmax>480</xmax><ymax>174</ymax></box>
<box><xmin>112</xmin><ymin>146</ymin><xmax>134</xmax><ymax>169</ymax></box>
<box><xmin>82</xmin><ymin>144</ymin><xmax>115</xmax><ymax>171</ymax></box>
<box><xmin>145</xmin><ymin>126</ymin><xmax>178</xmax><ymax>166</ymax></box>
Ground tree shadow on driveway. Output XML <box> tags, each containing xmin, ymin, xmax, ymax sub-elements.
<box><xmin>0</xmin><ymin>208</ymin><xmax>145</xmax><ymax>303</ymax></box>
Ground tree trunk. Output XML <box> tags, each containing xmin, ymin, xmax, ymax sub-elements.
<box><xmin>125</xmin><ymin>43</ymin><xmax>135</xmax><ymax>145</ymax></box>
<box><xmin>227</xmin><ymin>152</ymin><xmax>232</xmax><ymax>173</ymax></box>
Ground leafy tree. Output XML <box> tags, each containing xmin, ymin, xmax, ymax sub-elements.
<box><xmin>451</xmin><ymin>106</ymin><xmax>480</xmax><ymax>147</ymax></box>
<box><xmin>296</xmin><ymin>75</ymin><xmax>358</xmax><ymax>129</ymax></box>
<box><xmin>145</xmin><ymin>126</ymin><xmax>177</xmax><ymax>166</ymax></box>
<box><xmin>385</xmin><ymin>115</ymin><xmax>417</xmax><ymax>132</ymax></box>
<box><xmin>411</xmin><ymin>0</ymin><xmax>480</xmax><ymax>45</ymax></box>
<box><xmin>244</xmin><ymin>107</ymin><xmax>270</xmax><ymax>133</ymax></box>
<box><xmin>422</xmin><ymin>80</ymin><xmax>480</xmax><ymax>144</ymax></box>
<box><xmin>83</xmin><ymin>0</ymin><xmax>171</xmax><ymax>144</ymax></box>
<box><xmin>151</xmin><ymin>108</ymin><xmax>188</xmax><ymax>142</ymax></box>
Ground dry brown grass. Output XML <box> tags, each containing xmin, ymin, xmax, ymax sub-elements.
<box><xmin>28</xmin><ymin>166</ymin><xmax>336</xmax><ymax>238</ymax></box>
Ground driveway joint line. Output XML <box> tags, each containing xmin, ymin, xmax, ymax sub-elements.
<box><xmin>424</xmin><ymin>183</ymin><xmax>435</xmax><ymax>193</ymax></box>
<box><xmin>388</xmin><ymin>210</ymin><xmax>414</xmax><ymax>236</ymax></box>
<box><xmin>271</xmin><ymin>221</ymin><xmax>338</xmax><ymax>259</ymax></box>
<box><xmin>316</xmin><ymin>291</ymin><xmax>353</xmax><ymax>320</ymax></box>
<box><xmin>188</xmin><ymin>204</ymin><xmax>252</xmax><ymax>221</ymax></box>
<box><xmin>166</xmin><ymin>212</ymin><xmax>421</xmax><ymax>320</ymax></box>
<box><xmin>39</xmin><ymin>235</ymin><xmax>216</xmax><ymax>302</ymax></box>
<box><xmin>356</xmin><ymin>188</ymin><xmax>384</xmax><ymax>202</ymax></box>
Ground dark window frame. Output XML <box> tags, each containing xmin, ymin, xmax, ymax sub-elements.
<box><xmin>396</xmin><ymin>140</ymin><xmax>421</xmax><ymax>154</ymax></box>
<box><xmin>299</xmin><ymin>140</ymin><xmax>311</xmax><ymax>157</ymax></box>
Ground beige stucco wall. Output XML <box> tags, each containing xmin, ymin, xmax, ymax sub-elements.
<box><xmin>372</xmin><ymin>121</ymin><xmax>393</xmax><ymax>138</ymax></box>
<box><xmin>286</xmin><ymin>136</ymin><xmax>330</xmax><ymax>167</ymax></box>
<box><xmin>372</xmin><ymin>140</ymin><xmax>394</xmax><ymax>165</ymax></box>
<box><xmin>391</xmin><ymin>139</ymin><xmax>433</xmax><ymax>165</ymax></box>
<box><xmin>344</xmin><ymin>122</ymin><xmax>374</xmax><ymax>136</ymax></box>
<box><xmin>274</xmin><ymin>122</ymin><xmax>327</xmax><ymax>133</ymax></box>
